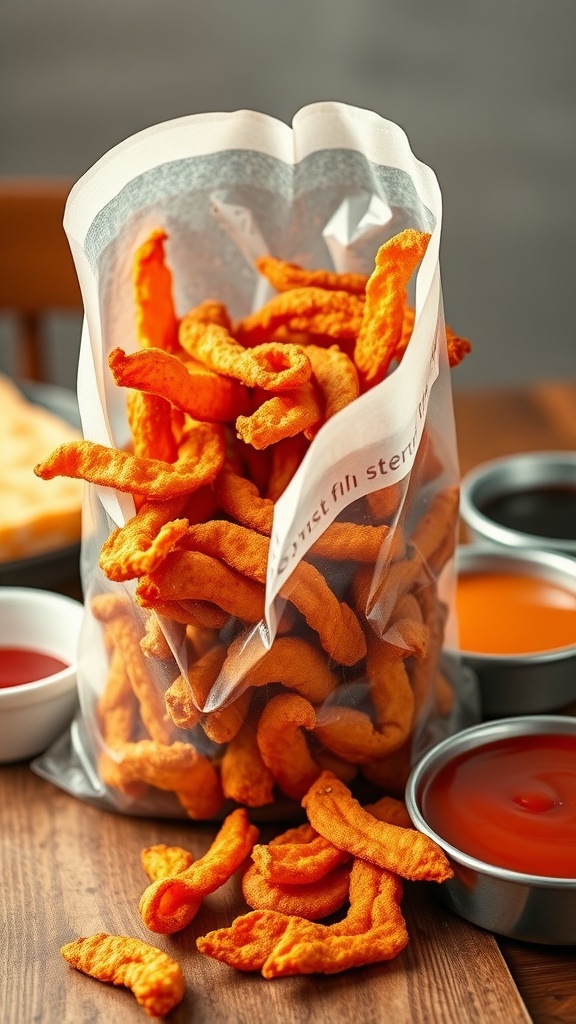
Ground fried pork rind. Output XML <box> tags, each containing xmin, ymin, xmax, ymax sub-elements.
<box><xmin>133</xmin><ymin>228</ymin><xmax>180</xmax><ymax>354</ymax></box>
<box><xmin>139</xmin><ymin>808</ymin><xmax>259</xmax><ymax>934</ymax></box>
<box><xmin>302</xmin><ymin>771</ymin><xmax>453</xmax><ymax>883</ymax></box>
<box><xmin>60</xmin><ymin>933</ymin><xmax>185</xmax><ymax>1018</ymax></box>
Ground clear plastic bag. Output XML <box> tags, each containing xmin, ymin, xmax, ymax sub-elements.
<box><xmin>32</xmin><ymin>103</ymin><xmax>479</xmax><ymax>818</ymax></box>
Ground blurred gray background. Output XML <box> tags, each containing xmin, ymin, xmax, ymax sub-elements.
<box><xmin>1</xmin><ymin>0</ymin><xmax>574</xmax><ymax>393</ymax></box>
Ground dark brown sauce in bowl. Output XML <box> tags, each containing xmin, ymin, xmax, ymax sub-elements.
<box><xmin>479</xmin><ymin>484</ymin><xmax>576</xmax><ymax>541</ymax></box>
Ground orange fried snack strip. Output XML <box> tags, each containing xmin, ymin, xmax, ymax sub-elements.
<box><xmin>305</xmin><ymin>344</ymin><xmax>359</xmax><ymax>429</ymax></box>
<box><xmin>126</xmin><ymin>390</ymin><xmax>179</xmax><ymax>463</ymax></box>
<box><xmin>256</xmin><ymin>255</ymin><xmax>368</xmax><ymax>295</ymax></box>
<box><xmin>265</xmin><ymin>434</ymin><xmax>309</xmax><ymax>502</ymax></box>
<box><xmin>251</xmin><ymin>833</ymin><xmax>350</xmax><ymax>886</ymax></box>
<box><xmin>282</xmin><ymin>561</ymin><xmax>367</xmax><ymax>666</ymax></box>
<box><xmin>302</xmin><ymin>772</ymin><xmax>453</xmax><ymax>883</ymax></box>
<box><xmin>139</xmin><ymin>808</ymin><xmax>259</xmax><ymax>934</ymax></box>
<box><xmin>136</xmin><ymin>550</ymin><xmax>266</xmax><ymax>623</ymax></box>
<box><xmin>314</xmin><ymin>634</ymin><xmax>416</xmax><ymax>763</ymax></box>
<box><xmin>409</xmin><ymin>484</ymin><xmax>459</xmax><ymax>574</ymax></box>
<box><xmin>61</xmin><ymin>933</ymin><xmax>185</xmax><ymax>1018</ymax></box>
<box><xmin>196</xmin><ymin>858</ymin><xmax>407</xmax><ymax>976</ymax></box>
<box><xmin>91</xmin><ymin>594</ymin><xmax>174</xmax><ymax>746</ymax></box>
<box><xmin>256</xmin><ymin>693</ymin><xmax>319</xmax><ymax>801</ymax></box>
<box><xmin>250</xmin><ymin>792</ymin><xmax>410</xmax><ymax>886</ymax></box>
<box><xmin>219</xmin><ymin>635</ymin><xmax>339</xmax><ymax>705</ymax></box>
<box><xmin>213</xmin><ymin>467</ymin><xmax>274</xmax><ymax>534</ymax></box>
<box><xmin>96</xmin><ymin>643</ymin><xmax>146</xmax><ymax>799</ymax></box>
<box><xmin>34</xmin><ymin>422</ymin><xmax>226</xmax><ymax>500</ymax></box>
<box><xmin>183</xmin><ymin>520</ymin><xmax>269</xmax><ymax>584</ymax></box>
<box><xmin>165</xmin><ymin>644</ymin><xmax>227</xmax><ymax>729</ymax></box>
<box><xmin>261</xmin><ymin>865</ymin><xmax>407</xmax><ymax>977</ymax></box>
<box><xmin>110</xmin><ymin>346</ymin><xmax>251</xmax><ymax>422</ymax></box>
<box><xmin>181</xmin><ymin>297</ymin><xmax>232</xmax><ymax>330</ymax></box>
<box><xmin>179</xmin><ymin>316</ymin><xmax>311</xmax><ymax>391</ymax></box>
<box><xmin>98</xmin><ymin>739</ymin><xmax>223</xmax><ymax>820</ymax></box>
<box><xmin>354</xmin><ymin>229</ymin><xmax>431</xmax><ymax>389</ymax></box>
<box><xmin>242</xmin><ymin>860</ymin><xmax>351</xmax><ymax>921</ymax></box>
<box><xmin>236</xmin><ymin>381</ymin><xmax>322</xmax><ymax>449</ymax></box>
<box><xmin>165</xmin><ymin>645</ymin><xmax>252</xmax><ymax>745</ymax></box>
<box><xmin>220</xmin><ymin>720</ymin><xmax>276</xmax><ymax>808</ymax></box>
<box><xmin>141</xmin><ymin>844</ymin><xmax>194</xmax><ymax>881</ymax></box>
<box><xmin>235</xmin><ymin>287</ymin><xmax>364</xmax><ymax>346</ymax></box>
<box><xmin>99</xmin><ymin>496</ymin><xmax>189</xmax><ymax>582</ymax></box>
<box><xmin>133</xmin><ymin>228</ymin><xmax>179</xmax><ymax>354</ymax></box>
<box><xmin>308</xmin><ymin>520</ymin><xmax>395</xmax><ymax>563</ymax></box>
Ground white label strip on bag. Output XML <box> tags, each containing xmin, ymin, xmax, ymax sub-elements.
<box><xmin>265</xmin><ymin>266</ymin><xmax>442</xmax><ymax>637</ymax></box>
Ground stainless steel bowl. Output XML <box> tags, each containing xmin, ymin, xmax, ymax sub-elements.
<box><xmin>460</xmin><ymin>451</ymin><xmax>576</xmax><ymax>555</ymax></box>
<box><xmin>453</xmin><ymin>545</ymin><xmax>576</xmax><ymax>717</ymax></box>
<box><xmin>406</xmin><ymin>716</ymin><xmax>576</xmax><ymax>945</ymax></box>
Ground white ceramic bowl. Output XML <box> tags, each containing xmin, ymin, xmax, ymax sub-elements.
<box><xmin>0</xmin><ymin>587</ymin><xmax>83</xmax><ymax>763</ymax></box>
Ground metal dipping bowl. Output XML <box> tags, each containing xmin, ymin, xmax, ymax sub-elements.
<box><xmin>405</xmin><ymin>716</ymin><xmax>576</xmax><ymax>945</ymax></box>
<box><xmin>453</xmin><ymin>545</ymin><xmax>576</xmax><ymax>718</ymax></box>
<box><xmin>460</xmin><ymin>450</ymin><xmax>576</xmax><ymax>555</ymax></box>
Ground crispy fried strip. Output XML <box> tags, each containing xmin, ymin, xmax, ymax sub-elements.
<box><xmin>309</xmin><ymin>520</ymin><xmax>396</xmax><ymax>563</ymax></box>
<box><xmin>220</xmin><ymin>720</ymin><xmax>276</xmax><ymax>808</ymax></box>
<box><xmin>179</xmin><ymin>317</ymin><xmax>311</xmax><ymax>391</ymax></box>
<box><xmin>218</xmin><ymin>635</ymin><xmax>339</xmax><ymax>705</ymax></box>
<box><xmin>165</xmin><ymin>645</ymin><xmax>227</xmax><ymax>729</ymax></box>
<box><xmin>92</xmin><ymin>594</ymin><xmax>174</xmax><ymax>745</ymax></box>
<box><xmin>61</xmin><ymin>933</ymin><xmax>185</xmax><ymax>1018</ymax></box>
<box><xmin>136</xmin><ymin>550</ymin><xmax>266</xmax><ymax>623</ymax></box>
<box><xmin>213</xmin><ymin>468</ymin><xmax>274</xmax><ymax>534</ymax></box>
<box><xmin>99</xmin><ymin>496</ymin><xmax>189</xmax><ymax>582</ymax></box>
<box><xmin>283</xmin><ymin>561</ymin><xmax>366</xmax><ymax>666</ymax></box>
<box><xmin>181</xmin><ymin>298</ymin><xmax>232</xmax><ymax>330</ymax></box>
<box><xmin>235</xmin><ymin>288</ymin><xmax>364</xmax><ymax>346</ymax></box>
<box><xmin>144</xmin><ymin>598</ymin><xmax>227</xmax><ymax>631</ymax></box>
<box><xmin>251</xmin><ymin>793</ymin><xmax>411</xmax><ymax>885</ymax></box>
<box><xmin>183</xmin><ymin>521</ymin><xmax>269</xmax><ymax>583</ymax></box>
<box><xmin>251</xmin><ymin>834</ymin><xmax>350</xmax><ymax>886</ymax></box>
<box><xmin>256</xmin><ymin>693</ymin><xmax>319</xmax><ymax>801</ymax></box>
<box><xmin>196</xmin><ymin>859</ymin><xmax>406</xmax><ymax>975</ymax></box>
<box><xmin>98</xmin><ymin>739</ymin><xmax>223</xmax><ymax>820</ymax></box>
<box><xmin>133</xmin><ymin>228</ymin><xmax>179</xmax><ymax>354</ymax></box>
<box><xmin>110</xmin><ymin>346</ymin><xmax>251</xmax><ymax>422</ymax></box>
<box><xmin>256</xmin><ymin>255</ymin><xmax>368</xmax><ymax>295</ymax></box>
<box><xmin>34</xmin><ymin>423</ymin><xmax>226</xmax><ymax>500</ymax></box>
<box><xmin>261</xmin><ymin>866</ymin><xmax>407</xmax><ymax>977</ymax></box>
<box><xmin>140</xmin><ymin>613</ymin><xmax>174</xmax><ymax>661</ymax></box>
<box><xmin>141</xmin><ymin>844</ymin><xmax>194</xmax><ymax>881</ymax></box>
<box><xmin>96</xmin><ymin>642</ymin><xmax>145</xmax><ymax>799</ymax></box>
<box><xmin>354</xmin><ymin>229</ymin><xmax>431</xmax><ymax>389</ymax></box>
<box><xmin>139</xmin><ymin>809</ymin><xmax>259</xmax><ymax>933</ymax></box>
<box><xmin>265</xmin><ymin>434</ymin><xmax>309</xmax><ymax>502</ymax></box>
<box><xmin>126</xmin><ymin>390</ymin><xmax>179</xmax><ymax>463</ymax></box>
<box><xmin>305</xmin><ymin>344</ymin><xmax>359</xmax><ymax>429</ymax></box>
<box><xmin>242</xmin><ymin>860</ymin><xmax>351</xmax><ymax>920</ymax></box>
<box><xmin>236</xmin><ymin>381</ymin><xmax>322</xmax><ymax>449</ymax></box>
<box><xmin>302</xmin><ymin>772</ymin><xmax>453</xmax><ymax>882</ymax></box>
<box><xmin>410</xmin><ymin>485</ymin><xmax>459</xmax><ymax>573</ymax></box>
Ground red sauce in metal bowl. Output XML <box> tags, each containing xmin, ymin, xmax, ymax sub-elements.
<box><xmin>0</xmin><ymin>648</ymin><xmax>69</xmax><ymax>688</ymax></box>
<box><xmin>421</xmin><ymin>733</ymin><xmax>576</xmax><ymax>877</ymax></box>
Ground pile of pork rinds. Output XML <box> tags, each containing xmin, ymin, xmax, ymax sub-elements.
<box><xmin>35</xmin><ymin>225</ymin><xmax>471</xmax><ymax>822</ymax></box>
<box><xmin>61</xmin><ymin>772</ymin><xmax>455</xmax><ymax>1015</ymax></box>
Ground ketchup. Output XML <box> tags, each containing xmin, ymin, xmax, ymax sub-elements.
<box><xmin>456</xmin><ymin>571</ymin><xmax>576</xmax><ymax>655</ymax></box>
<box><xmin>0</xmin><ymin>648</ymin><xmax>69</xmax><ymax>688</ymax></box>
<box><xmin>421</xmin><ymin>733</ymin><xmax>576</xmax><ymax>877</ymax></box>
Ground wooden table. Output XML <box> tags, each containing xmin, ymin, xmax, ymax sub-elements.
<box><xmin>2</xmin><ymin>381</ymin><xmax>576</xmax><ymax>1024</ymax></box>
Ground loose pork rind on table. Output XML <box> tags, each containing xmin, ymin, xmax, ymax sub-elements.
<box><xmin>32</xmin><ymin>103</ymin><xmax>479</xmax><ymax>819</ymax></box>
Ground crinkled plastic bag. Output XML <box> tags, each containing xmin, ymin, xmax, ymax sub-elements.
<box><xmin>32</xmin><ymin>102</ymin><xmax>479</xmax><ymax>818</ymax></box>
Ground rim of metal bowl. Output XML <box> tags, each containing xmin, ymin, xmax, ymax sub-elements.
<box><xmin>460</xmin><ymin>451</ymin><xmax>576</xmax><ymax>554</ymax></box>
<box><xmin>405</xmin><ymin>715</ymin><xmax>576</xmax><ymax>888</ymax></box>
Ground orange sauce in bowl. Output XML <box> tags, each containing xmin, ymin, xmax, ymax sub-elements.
<box><xmin>456</xmin><ymin>571</ymin><xmax>576</xmax><ymax>656</ymax></box>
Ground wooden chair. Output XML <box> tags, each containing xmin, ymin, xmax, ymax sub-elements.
<box><xmin>0</xmin><ymin>178</ymin><xmax>83</xmax><ymax>381</ymax></box>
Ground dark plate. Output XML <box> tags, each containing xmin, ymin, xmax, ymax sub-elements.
<box><xmin>0</xmin><ymin>379</ymin><xmax>82</xmax><ymax>590</ymax></box>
